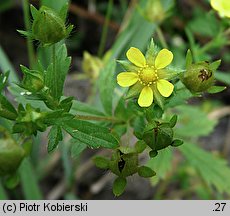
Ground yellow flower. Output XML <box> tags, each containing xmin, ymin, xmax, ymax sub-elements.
<box><xmin>211</xmin><ymin>0</ymin><xmax>230</xmax><ymax>18</ymax></box>
<box><xmin>117</xmin><ymin>47</ymin><xmax>174</xmax><ymax>107</ymax></box>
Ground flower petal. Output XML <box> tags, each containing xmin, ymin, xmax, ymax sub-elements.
<box><xmin>211</xmin><ymin>0</ymin><xmax>230</xmax><ymax>17</ymax></box>
<box><xmin>155</xmin><ymin>49</ymin><xmax>173</xmax><ymax>69</ymax></box>
<box><xmin>126</xmin><ymin>47</ymin><xmax>146</xmax><ymax>67</ymax></box>
<box><xmin>138</xmin><ymin>86</ymin><xmax>153</xmax><ymax>107</ymax></box>
<box><xmin>157</xmin><ymin>79</ymin><xmax>174</xmax><ymax>97</ymax></box>
<box><xmin>117</xmin><ymin>72</ymin><xmax>138</xmax><ymax>87</ymax></box>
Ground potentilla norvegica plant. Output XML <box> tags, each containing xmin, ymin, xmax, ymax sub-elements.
<box><xmin>0</xmin><ymin>2</ymin><xmax>228</xmax><ymax>197</ymax></box>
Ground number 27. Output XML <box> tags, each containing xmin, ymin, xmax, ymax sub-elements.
<box><xmin>214</xmin><ymin>203</ymin><xmax>226</xmax><ymax>211</ymax></box>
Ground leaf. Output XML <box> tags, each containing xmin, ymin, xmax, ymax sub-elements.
<box><xmin>63</xmin><ymin>119</ymin><xmax>119</xmax><ymax>149</ymax></box>
<box><xmin>98</xmin><ymin>60</ymin><xmax>116</xmax><ymax>115</ymax></box>
<box><xmin>179</xmin><ymin>143</ymin><xmax>230</xmax><ymax>194</ymax></box>
<box><xmin>70</xmin><ymin>139</ymin><xmax>87</xmax><ymax>159</ymax></box>
<box><xmin>113</xmin><ymin>177</ymin><xmax>127</xmax><ymax>196</ymax></box>
<box><xmin>147</xmin><ymin>148</ymin><xmax>173</xmax><ymax>185</ymax></box>
<box><xmin>45</xmin><ymin>44</ymin><xmax>71</xmax><ymax>101</ymax></box>
<box><xmin>207</xmin><ymin>86</ymin><xmax>226</xmax><ymax>94</ymax></box>
<box><xmin>175</xmin><ymin>105</ymin><xmax>217</xmax><ymax>138</ymax></box>
<box><xmin>19</xmin><ymin>158</ymin><xmax>43</xmax><ymax>199</ymax></box>
<box><xmin>47</xmin><ymin>125</ymin><xmax>63</xmax><ymax>153</ymax></box>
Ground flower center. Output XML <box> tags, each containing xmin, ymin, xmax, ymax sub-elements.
<box><xmin>138</xmin><ymin>66</ymin><xmax>158</xmax><ymax>86</ymax></box>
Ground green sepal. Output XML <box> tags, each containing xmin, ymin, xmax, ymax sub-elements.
<box><xmin>207</xmin><ymin>86</ymin><xmax>226</xmax><ymax>94</ymax></box>
<box><xmin>17</xmin><ymin>30</ymin><xmax>34</xmax><ymax>39</ymax></box>
<box><xmin>209</xmin><ymin>59</ymin><xmax>221</xmax><ymax>71</ymax></box>
<box><xmin>145</xmin><ymin>38</ymin><xmax>157</xmax><ymax>66</ymax></box>
<box><xmin>30</xmin><ymin>4</ymin><xmax>38</xmax><ymax>19</ymax></box>
<box><xmin>185</xmin><ymin>49</ymin><xmax>193</xmax><ymax>69</ymax></box>
<box><xmin>135</xmin><ymin>140</ymin><xmax>147</xmax><ymax>153</ymax></box>
<box><xmin>117</xmin><ymin>60</ymin><xmax>139</xmax><ymax>72</ymax></box>
<box><xmin>169</xmin><ymin>115</ymin><xmax>177</xmax><ymax>128</ymax></box>
<box><xmin>93</xmin><ymin>156</ymin><xmax>110</xmax><ymax>169</ymax></box>
<box><xmin>149</xmin><ymin>150</ymin><xmax>158</xmax><ymax>158</ymax></box>
<box><xmin>171</xmin><ymin>139</ymin><xmax>183</xmax><ymax>147</ymax></box>
<box><xmin>113</xmin><ymin>177</ymin><xmax>127</xmax><ymax>196</ymax></box>
<box><xmin>125</xmin><ymin>82</ymin><xmax>142</xmax><ymax>99</ymax></box>
<box><xmin>138</xmin><ymin>166</ymin><xmax>156</xmax><ymax>178</ymax></box>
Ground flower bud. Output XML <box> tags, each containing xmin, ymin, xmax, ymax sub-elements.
<box><xmin>32</xmin><ymin>6</ymin><xmax>73</xmax><ymax>45</ymax></box>
<box><xmin>0</xmin><ymin>137</ymin><xmax>25</xmax><ymax>176</ymax></box>
<box><xmin>20</xmin><ymin>65</ymin><xmax>44</xmax><ymax>92</ymax></box>
<box><xmin>82</xmin><ymin>52</ymin><xmax>103</xmax><ymax>79</ymax></box>
<box><xmin>182</xmin><ymin>62</ymin><xmax>215</xmax><ymax>93</ymax></box>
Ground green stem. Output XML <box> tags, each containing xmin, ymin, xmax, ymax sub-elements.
<box><xmin>22</xmin><ymin>0</ymin><xmax>36</xmax><ymax>68</ymax></box>
<box><xmin>75</xmin><ymin>114</ymin><xmax>121</xmax><ymax>123</ymax></box>
<box><xmin>97</xmin><ymin>0</ymin><xmax>113</xmax><ymax>57</ymax></box>
<box><xmin>156</xmin><ymin>26</ymin><xmax>168</xmax><ymax>48</ymax></box>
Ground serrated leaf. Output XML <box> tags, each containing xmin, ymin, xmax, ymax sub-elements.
<box><xmin>98</xmin><ymin>61</ymin><xmax>116</xmax><ymax>115</ymax></box>
<box><xmin>70</xmin><ymin>139</ymin><xmax>86</xmax><ymax>159</ymax></box>
<box><xmin>147</xmin><ymin>148</ymin><xmax>173</xmax><ymax>185</ymax></box>
<box><xmin>48</xmin><ymin>125</ymin><xmax>63</xmax><ymax>153</ymax></box>
<box><xmin>175</xmin><ymin>105</ymin><xmax>217</xmax><ymax>138</ymax></box>
<box><xmin>207</xmin><ymin>86</ymin><xmax>226</xmax><ymax>94</ymax></box>
<box><xmin>179</xmin><ymin>143</ymin><xmax>230</xmax><ymax>194</ymax></box>
<box><xmin>63</xmin><ymin>119</ymin><xmax>119</xmax><ymax>149</ymax></box>
<box><xmin>45</xmin><ymin>44</ymin><xmax>71</xmax><ymax>101</ymax></box>
<box><xmin>113</xmin><ymin>177</ymin><xmax>127</xmax><ymax>196</ymax></box>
